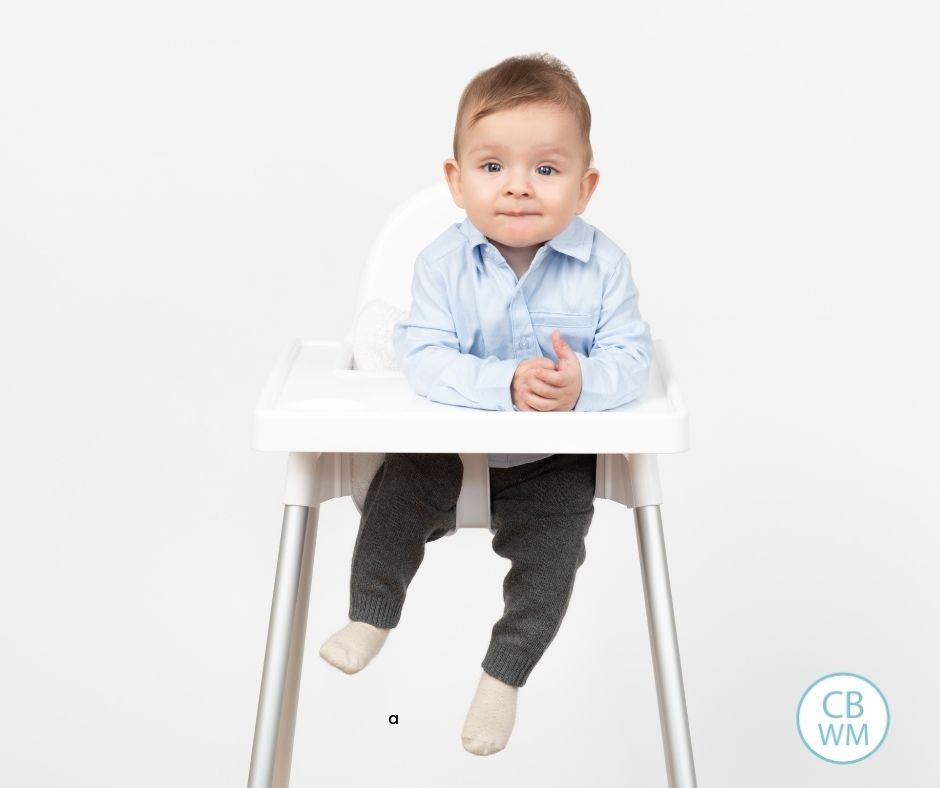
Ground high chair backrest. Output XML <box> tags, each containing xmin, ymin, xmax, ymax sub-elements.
<box><xmin>353</xmin><ymin>181</ymin><xmax>465</xmax><ymax>318</ymax></box>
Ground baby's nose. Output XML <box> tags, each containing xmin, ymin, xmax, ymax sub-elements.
<box><xmin>504</xmin><ymin>173</ymin><xmax>532</xmax><ymax>196</ymax></box>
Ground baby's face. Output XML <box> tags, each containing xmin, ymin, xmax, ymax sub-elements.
<box><xmin>444</xmin><ymin>103</ymin><xmax>599</xmax><ymax>255</ymax></box>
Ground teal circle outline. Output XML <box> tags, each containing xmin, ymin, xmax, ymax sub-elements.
<box><xmin>796</xmin><ymin>671</ymin><xmax>890</xmax><ymax>764</ymax></box>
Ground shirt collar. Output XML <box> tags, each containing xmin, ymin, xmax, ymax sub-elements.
<box><xmin>458</xmin><ymin>214</ymin><xmax>594</xmax><ymax>264</ymax></box>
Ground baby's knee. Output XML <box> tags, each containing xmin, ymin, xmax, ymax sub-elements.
<box><xmin>390</xmin><ymin>453</ymin><xmax>463</xmax><ymax>505</ymax></box>
<box><xmin>576</xmin><ymin>541</ymin><xmax>588</xmax><ymax>568</ymax></box>
<box><xmin>394</xmin><ymin>452</ymin><xmax>462</xmax><ymax>476</ymax></box>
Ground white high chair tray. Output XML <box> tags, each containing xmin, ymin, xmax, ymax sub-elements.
<box><xmin>253</xmin><ymin>338</ymin><xmax>689</xmax><ymax>455</ymax></box>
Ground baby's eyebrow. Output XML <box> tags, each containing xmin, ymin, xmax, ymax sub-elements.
<box><xmin>468</xmin><ymin>143</ymin><xmax>571</xmax><ymax>158</ymax></box>
<box><xmin>534</xmin><ymin>145</ymin><xmax>570</xmax><ymax>156</ymax></box>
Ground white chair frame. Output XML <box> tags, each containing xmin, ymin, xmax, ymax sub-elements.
<box><xmin>246</xmin><ymin>182</ymin><xmax>698</xmax><ymax>788</ymax></box>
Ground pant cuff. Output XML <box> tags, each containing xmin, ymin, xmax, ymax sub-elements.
<box><xmin>481</xmin><ymin>643</ymin><xmax>539</xmax><ymax>687</ymax></box>
<box><xmin>349</xmin><ymin>593</ymin><xmax>404</xmax><ymax>628</ymax></box>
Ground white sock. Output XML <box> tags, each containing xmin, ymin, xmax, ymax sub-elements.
<box><xmin>461</xmin><ymin>671</ymin><xmax>519</xmax><ymax>756</ymax></box>
<box><xmin>318</xmin><ymin>620</ymin><xmax>390</xmax><ymax>674</ymax></box>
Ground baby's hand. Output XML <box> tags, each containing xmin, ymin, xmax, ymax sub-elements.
<box><xmin>511</xmin><ymin>331</ymin><xmax>583</xmax><ymax>412</ymax></box>
<box><xmin>511</xmin><ymin>356</ymin><xmax>558</xmax><ymax>411</ymax></box>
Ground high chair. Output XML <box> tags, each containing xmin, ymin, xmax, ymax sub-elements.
<box><xmin>246</xmin><ymin>182</ymin><xmax>697</xmax><ymax>788</ymax></box>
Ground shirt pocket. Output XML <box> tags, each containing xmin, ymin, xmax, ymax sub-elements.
<box><xmin>529</xmin><ymin>311</ymin><xmax>596</xmax><ymax>329</ymax></box>
<box><xmin>528</xmin><ymin>310</ymin><xmax>597</xmax><ymax>356</ymax></box>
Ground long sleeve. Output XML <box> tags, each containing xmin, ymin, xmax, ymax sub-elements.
<box><xmin>572</xmin><ymin>253</ymin><xmax>654</xmax><ymax>412</ymax></box>
<box><xmin>393</xmin><ymin>254</ymin><xmax>521</xmax><ymax>411</ymax></box>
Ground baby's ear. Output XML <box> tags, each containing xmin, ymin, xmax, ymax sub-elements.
<box><xmin>576</xmin><ymin>167</ymin><xmax>601</xmax><ymax>213</ymax></box>
<box><xmin>442</xmin><ymin>159</ymin><xmax>464</xmax><ymax>208</ymax></box>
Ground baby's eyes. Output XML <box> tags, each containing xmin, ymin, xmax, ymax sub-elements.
<box><xmin>483</xmin><ymin>162</ymin><xmax>557</xmax><ymax>176</ymax></box>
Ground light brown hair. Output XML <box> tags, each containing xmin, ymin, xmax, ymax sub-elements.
<box><xmin>452</xmin><ymin>53</ymin><xmax>594</xmax><ymax>169</ymax></box>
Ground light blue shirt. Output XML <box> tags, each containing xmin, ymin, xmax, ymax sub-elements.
<box><xmin>392</xmin><ymin>213</ymin><xmax>654</xmax><ymax>468</ymax></box>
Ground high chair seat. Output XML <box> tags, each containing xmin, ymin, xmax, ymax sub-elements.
<box><xmin>246</xmin><ymin>182</ymin><xmax>699</xmax><ymax>788</ymax></box>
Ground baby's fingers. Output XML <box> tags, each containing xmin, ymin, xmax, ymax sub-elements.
<box><xmin>529</xmin><ymin>355</ymin><xmax>556</xmax><ymax>368</ymax></box>
<box><xmin>533</xmin><ymin>367</ymin><xmax>565</xmax><ymax>387</ymax></box>
<box><xmin>524</xmin><ymin>390</ymin><xmax>557</xmax><ymax>412</ymax></box>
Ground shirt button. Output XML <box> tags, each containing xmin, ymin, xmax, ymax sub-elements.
<box><xmin>519</xmin><ymin>338</ymin><xmax>529</xmax><ymax>349</ymax></box>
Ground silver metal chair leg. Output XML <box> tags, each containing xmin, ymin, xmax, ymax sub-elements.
<box><xmin>634</xmin><ymin>504</ymin><xmax>698</xmax><ymax>788</ymax></box>
<box><xmin>247</xmin><ymin>504</ymin><xmax>320</xmax><ymax>788</ymax></box>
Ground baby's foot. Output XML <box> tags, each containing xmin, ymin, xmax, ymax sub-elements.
<box><xmin>461</xmin><ymin>671</ymin><xmax>518</xmax><ymax>756</ymax></box>
<box><xmin>319</xmin><ymin>620</ymin><xmax>391</xmax><ymax>674</ymax></box>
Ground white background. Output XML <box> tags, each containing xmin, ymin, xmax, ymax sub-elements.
<box><xmin>2</xmin><ymin>1</ymin><xmax>938</xmax><ymax>786</ymax></box>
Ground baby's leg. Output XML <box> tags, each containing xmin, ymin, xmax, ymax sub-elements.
<box><xmin>320</xmin><ymin>453</ymin><xmax>463</xmax><ymax>674</ymax></box>
<box><xmin>462</xmin><ymin>453</ymin><xmax>596</xmax><ymax>754</ymax></box>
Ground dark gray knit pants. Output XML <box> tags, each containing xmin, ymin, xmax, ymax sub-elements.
<box><xmin>349</xmin><ymin>452</ymin><xmax>597</xmax><ymax>687</ymax></box>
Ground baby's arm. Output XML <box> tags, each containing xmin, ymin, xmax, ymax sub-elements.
<box><xmin>394</xmin><ymin>254</ymin><xmax>537</xmax><ymax>411</ymax></box>
<box><xmin>558</xmin><ymin>253</ymin><xmax>654</xmax><ymax>412</ymax></box>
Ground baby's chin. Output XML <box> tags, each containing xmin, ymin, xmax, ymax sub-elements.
<box><xmin>491</xmin><ymin>226</ymin><xmax>558</xmax><ymax>249</ymax></box>
<box><xmin>487</xmin><ymin>234</ymin><xmax>550</xmax><ymax>251</ymax></box>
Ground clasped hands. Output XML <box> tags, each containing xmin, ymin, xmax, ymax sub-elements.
<box><xmin>510</xmin><ymin>330</ymin><xmax>582</xmax><ymax>412</ymax></box>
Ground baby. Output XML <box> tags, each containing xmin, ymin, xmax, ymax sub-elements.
<box><xmin>319</xmin><ymin>53</ymin><xmax>653</xmax><ymax>756</ymax></box>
